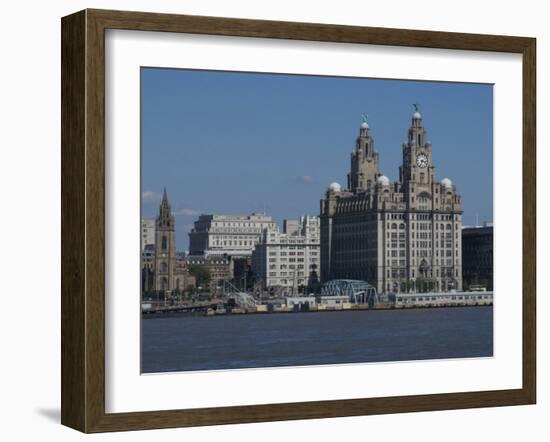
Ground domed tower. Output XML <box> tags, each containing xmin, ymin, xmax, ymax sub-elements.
<box><xmin>399</xmin><ymin>104</ymin><xmax>435</xmax><ymax>190</ymax></box>
<box><xmin>376</xmin><ymin>175</ymin><xmax>390</xmax><ymax>187</ymax></box>
<box><xmin>348</xmin><ymin>115</ymin><xmax>380</xmax><ymax>193</ymax></box>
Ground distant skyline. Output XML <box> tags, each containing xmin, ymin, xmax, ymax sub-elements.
<box><xmin>141</xmin><ymin>68</ymin><xmax>493</xmax><ymax>251</ymax></box>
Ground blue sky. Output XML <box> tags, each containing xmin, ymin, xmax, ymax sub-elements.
<box><xmin>141</xmin><ymin>68</ymin><xmax>493</xmax><ymax>251</ymax></box>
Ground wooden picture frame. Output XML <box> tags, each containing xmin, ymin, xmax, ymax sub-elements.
<box><xmin>61</xmin><ymin>8</ymin><xmax>536</xmax><ymax>433</ymax></box>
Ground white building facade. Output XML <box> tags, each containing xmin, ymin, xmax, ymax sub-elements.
<box><xmin>188</xmin><ymin>214</ymin><xmax>276</xmax><ymax>258</ymax></box>
<box><xmin>252</xmin><ymin>216</ymin><xmax>320</xmax><ymax>292</ymax></box>
<box><xmin>141</xmin><ymin>218</ymin><xmax>155</xmax><ymax>252</ymax></box>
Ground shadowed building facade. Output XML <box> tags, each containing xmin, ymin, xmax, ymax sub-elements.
<box><xmin>320</xmin><ymin>110</ymin><xmax>463</xmax><ymax>294</ymax></box>
<box><xmin>462</xmin><ymin>224</ymin><xmax>493</xmax><ymax>290</ymax></box>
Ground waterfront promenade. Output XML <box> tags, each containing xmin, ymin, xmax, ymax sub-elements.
<box><xmin>142</xmin><ymin>291</ymin><xmax>494</xmax><ymax>316</ymax></box>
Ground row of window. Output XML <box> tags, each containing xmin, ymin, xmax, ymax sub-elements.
<box><xmin>267</xmin><ymin>277</ymin><xmax>306</xmax><ymax>285</ymax></box>
<box><xmin>209</xmin><ymin>228</ymin><xmax>263</xmax><ymax>233</ymax></box>
<box><xmin>385</xmin><ymin>231</ymin><xmax>458</xmax><ymax>241</ymax></box>
<box><xmin>386</xmin><ymin>259</ymin><xmax>456</xmax><ymax>268</ymax></box>
<box><xmin>212</xmin><ymin>222</ymin><xmax>271</xmax><ymax>228</ymax></box>
<box><xmin>211</xmin><ymin>235</ymin><xmax>258</xmax><ymax>240</ymax></box>
<box><xmin>214</xmin><ymin>240</ymin><xmax>256</xmax><ymax>247</ymax></box>
<box><xmin>269</xmin><ymin>264</ymin><xmax>309</xmax><ymax>270</ymax></box>
<box><xmin>397</xmin><ymin>294</ymin><xmax>490</xmax><ymax>302</ymax></box>
<box><xmin>386</xmin><ymin>267</ymin><xmax>459</xmax><ymax>278</ymax></box>
<box><xmin>269</xmin><ymin>251</ymin><xmax>311</xmax><ymax>256</ymax></box>
<box><xmin>386</xmin><ymin>211</ymin><xmax>458</xmax><ymax>220</ymax></box>
<box><xmin>269</xmin><ymin>257</ymin><xmax>307</xmax><ymax>263</ymax></box>
<box><xmin>390</xmin><ymin>250</ymin><xmax>407</xmax><ymax>257</ymax></box>
<box><xmin>386</xmin><ymin>222</ymin><xmax>457</xmax><ymax>230</ymax></box>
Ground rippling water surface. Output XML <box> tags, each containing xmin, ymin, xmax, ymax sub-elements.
<box><xmin>141</xmin><ymin>306</ymin><xmax>493</xmax><ymax>373</ymax></box>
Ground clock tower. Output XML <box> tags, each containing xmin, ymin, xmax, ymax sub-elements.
<box><xmin>399</xmin><ymin>105</ymin><xmax>436</xmax><ymax>192</ymax></box>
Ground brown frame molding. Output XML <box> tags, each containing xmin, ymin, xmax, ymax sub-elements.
<box><xmin>61</xmin><ymin>9</ymin><xmax>536</xmax><ymax>433</ymax></box>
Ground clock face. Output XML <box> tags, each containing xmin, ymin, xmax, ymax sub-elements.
<box><xmin>416</xmin><ymin>153</ymin><xmax>428</xmax><ymax>168</ymax></box>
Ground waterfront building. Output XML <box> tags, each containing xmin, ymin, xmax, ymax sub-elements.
<box><xmin>318</xmin><ymin>295</ymin><xmax>351</xmax><ymax>306</ymax></box>
<box><xmin>285</xmin><ymin>296</ymin><xmax>317</xmax><ymax>310</ymax></box>
<box><xmin>251</xmin><ymin>216</ymin><xmax>320</xmax><ymax>292</ymax></box>
<box><xmin>142</xmin><ymin>243</ymin><xmax>155</xmax><ymax>270</ymax></box>
<box><xmin>462</xmin><ymin>223</ymin><xmax>493</xmax><ymax>290</ymax></box>
<box><xmin>175</xmin><ymin>252</ymin><xmax>196</xmax><ymax>290</ymax></box>
<box><xmin>141</xmin><ymin>244</ymin><xmax>155</xmax><ymax>295</ymax></box>
<box><xmin>188</xmin><ymin>213</ymin><xmax>276</xmax><ymax>258</ymax></box>
<box><xmin>141</xmin><ymin>218</ymin><xmax>155</xmax><ymax>251</ymax></box>
<box><xmin>184</xmin><ymin>255</ymin><xmax>234</xmax><ymax>291</ymax></box>
<box><xmin>320</xmin><ymin>109</ymin><xmax>463</xmax><ymax>294</ymax></box>
<box><xmin>394</xmin><ymin>291</ymin><xmax>493</xmax><ymax>308</ymax></box>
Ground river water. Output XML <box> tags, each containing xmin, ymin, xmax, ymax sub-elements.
<box><xmin>141</xmin><ymin>306</ymin><xmax>493</xmax><ymax>373</ymax></box>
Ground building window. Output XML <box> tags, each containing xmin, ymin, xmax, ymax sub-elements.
<box><xmin>161</xmin><ymin>236</ymin><xmax>167</xmax><ymax>251</ymax></box>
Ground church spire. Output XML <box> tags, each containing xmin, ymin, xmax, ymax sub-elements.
<box><xmin>153</xmin><ymin>188</ymin><xmax>177</xmax><ymax>293</ymax></box>
<box><xmin>158</xmin><ymin>187</ymin><xmax>173</xmax><ymax>228</ymax></box>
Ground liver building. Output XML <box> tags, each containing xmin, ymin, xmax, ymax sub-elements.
<box><xmin>320</xmin><ymin>108</ymin><xmax>463</xmax><ymax>294</ymax></box>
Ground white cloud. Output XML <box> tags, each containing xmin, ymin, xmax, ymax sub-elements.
<box><xmin>142</xmin><ymin>190</ymin><xmax>162</xmax><ymax>204</ymax></box>
<box><xmin>173</xmin><ymin>208</ymin><xmax>202</xmax><ymax>217</ymax></box>
<box><xmin>141</xmin><ymin>191</ymin><xmax>200</xmax><ymax>217</ymax></box>
<box><xmin>300</xmin><ymin>175</ymin><xmax>314</xmax><ymax>184</ymax></box>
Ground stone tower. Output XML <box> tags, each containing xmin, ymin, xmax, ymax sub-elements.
<box><xmin>347</xmin><ymin>116</ymin><xmax>380</xmax><ymax>193</ymax></box>
<box><xmin>399</xmin><ymin>105</ymin><xmax>436</xmax><ymax>191</ymax></box>
<box><xmin>154</xmin><ymin>189</ymin><xmax>177</xmax><ymax>292</ymax></box>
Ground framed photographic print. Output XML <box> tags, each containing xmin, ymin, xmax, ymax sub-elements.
<box><xmin>61</xmin><ymin>9</ymin><xmax>536</xmax><ymax>433</ymax></box>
